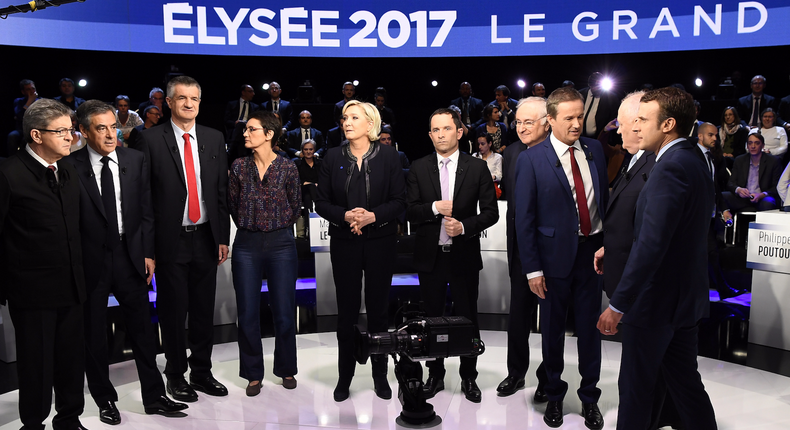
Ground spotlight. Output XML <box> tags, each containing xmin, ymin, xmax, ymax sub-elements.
<box><xmin>695</xmin><ymin>78</ymin><xmax>703</xmax><ymax>87</ymax></box>
<box><xmin>431</xmin><ymin>80</ymin><xmax>438</xmax><ymax>87</ymax></box>
<box><xmin>78</xmin><ymin>79</ymin><xmax>87</xmax><ymax>87</ymax></box>
<box><xmin>353</xmin><ymin>80</ymin><xmax>359</xmax><ymax>86</ymax></box>
<box><xmin>601</xmin><ymin>77</ymin><xmax>613</xmax><ymax>91</ymax></box>
<box><xmin>517</xmin><ymin>80</ymin><xmax>526</xmax><ymax>88</ymax></box>
<box><xmin>262</xmin><ymin>83</ymin><xmax>270</xmax><ymax>90</ymax></box>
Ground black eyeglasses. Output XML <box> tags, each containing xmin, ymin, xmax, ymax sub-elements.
<box><xmin>38</xmin><ymin>128</ymin><xmax>75</xmax><ymax>137</ymax></box>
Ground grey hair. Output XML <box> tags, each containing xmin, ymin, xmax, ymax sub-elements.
<box><xmin>76</xmin><ymin>100</ymin><xmax>115</xmax><ymax>131</ymax></box>
<box><xmin>516</xmin><ymin>97</ymin><xmax>548</xmax><ymax>124</ymax></box>
<box><xmin>23</xmin><ymin>99</ymin><xmax>73</xmax><ymax>144</ymax></box>
<box><xmin>166</xmin><ymin>76</ymin><xmax>202</xmax><ymax>99</ymax></box>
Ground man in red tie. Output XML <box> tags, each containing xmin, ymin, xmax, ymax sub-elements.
<box><xmin>139</xmin><ymin>76</ymin><xmax>230</xmax><ymax>403</ymax></box>
<box><xmin>514</xmin><ymin>87</ymin><xmax>609</xmax><ymax>429</ymax></box>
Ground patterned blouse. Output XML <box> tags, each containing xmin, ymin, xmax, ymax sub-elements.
<box><xmin>228</xmin><ymin>154</ymin><xmax>301</xmax><ymax>232</ymax></box>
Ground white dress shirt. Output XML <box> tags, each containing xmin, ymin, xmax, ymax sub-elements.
<box><xmin>431</xmin><ymin>149</ymin><xmax>463</xmax><ymax>243</ymax></box>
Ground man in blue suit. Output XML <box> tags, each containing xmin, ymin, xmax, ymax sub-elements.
<box><xmin>515</xmin><ymin>87</ymin><xmax>608</xmax><ymax>429</ymax></box>
<box><xmin>597</xmin><ymin>87</ymin><xmax>717</xmax><ymax>430</ymax></box>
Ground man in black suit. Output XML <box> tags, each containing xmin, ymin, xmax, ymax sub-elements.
<box><xmin>598</xmin><ymin>87</ymin><xmax>717</xmax><ymax>429</ymax></box>
<box><xmin>324</xmin><ymin>116</ymin><xmax>346</xmax><ymax>155</ymax></box>
<box><xmin>333</xmin><ymin>82</ymin><xmax>357</xmax><ymax>125</ymax></box>
<box><xmin>406</xmin><ymin>108</ymin><xmax>499</xmax><ymax>403</ymax></box>
<box><xmin>490</xmin><ymin>85</ymin><xmax>518</xmax><ymax>127</ymax></box>
<box><xmin>223</xmin><ymin>84</ymin><xmax>259</xmax><ymax>141</ymax></box>
<box><xmin>0</xmin><ymin>99</ymin><xmax>88</xmax><ymax>430</ymax></box>
<box><xmin>723</xmin><ymin>130</ymin><xmax>782</xmax><ymax>212</ymax></box>
<box><xmin>580</xmin><ymin>72</ymin><xmax>618</xmax><ymax>139</ymax></box>
<box><xmin>139</xmin><ymin>76</ymin><xmax>230</xmax><ymax>403</ymax></box>
<box><xmin>64</xmin><ymin>100</ymin><xmax>187</xmax><ymax>425</ymax></box>
<box><xmin>379</xmin><ymin>127</ymin><xmax>409</xmax><ymax>170</ymax></box>
<box><xmin>261</xmin><ymin>81</ymin><xmax>293</xmax><ymax>131</ymax></box>
<box><xmin>285</xmin><ymin>110</ymin><xmax>325</xmax><ymax>158</ymax></box>
<box><xmin>451</xmin><ymin>82</ymin><xmax>485</xmax><ymax>128</ymax></box>
<box><xmin>374</xmin><ymin>92</ymin><xmax>396</xmax><ymax>129</ymax></box>
<box><xmin>127</xmin><ymin>105</ymin><xmax>162</xmax><ymax>151</ymax></box>
<box><xmin>497</xmin><ymin>97</ymin><xmax>550</xmax><ymax>398</ymax></box>
<box><xmin>737</xmin><ymin>75</ymin><xmax>776</xmax><ymax>128</ymax></box>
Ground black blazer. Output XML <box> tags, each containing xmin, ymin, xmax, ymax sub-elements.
<box><xmin>315</xmin><ymin>142</ymin><xmax>406</xmax><ymax>240</ymax></box>
<box><xmin>138</xmin><ymin>122</ymin><xmax>230</xmax><ymax>263</ymax></box>
<box><xmin>579</xmin><ymin>87</ymin><xmax>619</xmax><ymax>138</ymax></box>
<box><xmin>727</xmin><ymin>152</ymin><xmax>782</xmax><ymax>199</ymax></box>
<box><xmin>324</xmin><ymin>126</ymin><xmax>345</xmax><ymax>155</ymax></box>
<box><xmin>501</xmin><ymin>141</ymin><xmax>527</xmax><ymax>266</ymax></box>
<box><xmin>693</xmin><ymin>143</ymin><xmax>731</xmax><ymax>213</ymax></box>
<box><xmin>262</xmin><ymin>99</ymin><xmax>294</xmax><ymax>130</ymax></box>
<box><xmin>63</xmin><ymin>147</ymin><xmax>154</xmax><ymax>292</ymax></box>
<box><xmin>223</xmin><ymin>99</ymin><xmax>260</xmax><ymax>140</ymax></box>
<box><xmin>0</xmin><ymin>150</ymin><xmax>86</xmax><ymax>307</ymax></box>
<box><xmin>602</xmin><ymin>152</ymin><xmax>655</xmax><ymax>298</ymax></box>
<box><xmin>406</xmin><ymin>152</ymin><xmax>499</xmax><ymax>273</ymax></box>
<box><xmin>286</xmin><ymin>128</ymin><xmax>325</xmax><ymax>158</ymax></box>
<box><xmin>737</xmin><ymin>93</ymin><xmax>776</xmax><ymax>124</ymax></box>
<box><xmin>451</xmin><ymin>96</ymin><xmax>485</xmax><ymax>126</ymax></box>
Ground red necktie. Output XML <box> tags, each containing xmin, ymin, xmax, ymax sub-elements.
<box><xmin>183</xmin><ymin>133</ymin><xmax>200</xmax><ymax>223</ymax></box>
<box><xmin>569</xmin><ymin>147</ymin><xmax>591</xmax><ymax>237</ymax></box>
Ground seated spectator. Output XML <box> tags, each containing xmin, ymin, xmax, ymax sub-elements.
<box><xmin>475</xmin><ymin>104</ymin><xmax>509</xmax><ymax>154</ymax></box>
<box><xmin>324</xmin><ymin>116</ymin><xmax>346</xmax><ymax>155</ymax></box>
<box><xmin>532</xmin><ymin>82</ymin><xmax>546</xmax><ymax>98</ymax></box>
<box><xmin>379</xmin><ymin>127</ymin><xmax>409</xmax><ymax>170</ymax></box>
<box><xmin>285</xmin><ymin>110</ymin><xmax>324</xmax><ymax>158</ymax></box>
<box><xmin>127</xmin><ymin>105</ymin><xmax>162</xmax><ymax>150</ymax></box>
<box><xmin>448</xmin><ymin>104</ymin><xmax>474</xmax><ymax>153</ymax></box>
<box><xmin>490</xmin><ymin>85</ymin><xmax>517</xmax><ymax>127</ymax></box>
<box><xmin>737</xmin><ymin>75</ymin><xmax>776</xmax><ymax>128</ymax></box>
<box><xmin>137</xmin><ymin>87</ymin><xmax>168</xmax><ymax>122</ymax></box>
<box><xmin>472</xmin><ymin>133</ymin><xmax>502</xmax><ymax>183</ymax></box>
<box><xmin>53</xmin><ymin>78</ymin><xmax>85</xmax><ymax>111</ymax></box>
<box><xmin>294</xmin><ymin>139</ymin><xmax>321</xmax><ymax>211</ymax></box>
<box><xmin>7</xmin><ymin>79</ymin><xmax>39</xmax><ymax>156</ymax></box>
<box><xmin>374</xmin><ymin>90</ymin><xmax>396</xmax><ymax>129</ymax></box>
<box><xmin>223</xmin><ymin>84</ymin><xmax>259</xmax><ymax>141</ymax></box>
<box><xmin>115</xmin><ymin>95</ymin><xmax>143</xmax><ymax>144</ymax></box>
<box><xmin>719</xmin><ymin>106</ymin><xmax>748</xmax><ymax>164</ymax></box>
<box><xmin>451</xmin><ymin>82</ymin><xmax>485</xmax><ymax>128</ymax></box>
<box><xmin>723</xmin><ymin>130</ymin><xmax>782</xmax><ymax>212</ymax></box>
<box><xmin>759</xmin><ymin>108</ymin><xmax>787</xmax><ymax>158</ymax></box>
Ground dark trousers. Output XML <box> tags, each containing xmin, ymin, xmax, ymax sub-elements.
<box><xmin>707</xmin><ymin>217</ymin><xmax>730</xmax><ymax>293</ymax></box>
<box><xmin>419</xmin><ymin>248</ymin><xmax>480</xmax><ymax>380</ymax></box>
<box><xmin>507</xmin><ymin>245</ymin><xmax>547</xmax><ymax>387</ymax></box>
<box><xmin>84</xmin><ymin>239</ymin><xmax>164</xmax><ymax>406</ymax></box>
<box><xmin>330</xmin><ymin>234</ymin><xmax>397</xmax><ymax>380</ymax></box>
<box><xmin>722</xmin><ymin>190</ymin><xmax>778</xmax><ymax>212</ymax></box>
<box><xmin>231</xmin><ymin>228</ymin><xmax>298</xmax><ymax>381</ymax></box>
<box><xmin>618</xmin><ymin>324</ymin><xmax>717</xmax><ymax>430</ymax></box>
<box><xmin>10</xmin><ymin>302</ymin><xmax>84</xmax><ymax>430</ymax></box>
<box><xmin>156</xmin><ymin>225</ymin><xmax>218</xmax><ymax>380</ymax></box>
<box><xmin>541</xmin><ymin>234</ymin><xmax>603</xmax><ymax>403</ymax></box>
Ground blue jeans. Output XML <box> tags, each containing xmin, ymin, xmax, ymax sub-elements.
<box><xmin>231</xmin><ymin>228</ymin><xmax>298</xmax><ymax>381</ymax></box>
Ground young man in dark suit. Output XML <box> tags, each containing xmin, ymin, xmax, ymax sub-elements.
<box><xmin>515</xmin><ymin>87</ymin><xmax>608</xmax><ymax>429</ymax></box>
<box><xmin>598</xmin><ymin>87</ymin><xmax>717</xmax><ymax>429</ymax></box>
<box><xmin>406</xmin><ymin>108</ymin><xmax>499</xmax><ymax>403</ymax></box>
<box><xmin>223</xmin><ymin>84</ymin><xmax>259</xmax><ymax>141</ymax></box>
<box><xmin>0</xmin><ymin>98</ymin><xmax>88</xmax><ymax>430</ymax></box>
<box><xmin>139</xmin><ymin>76</ymin><xmax>230</xmax><ymax>403</ymax></box>
<box><xmin>285</xmin><ymin>110</ymin><xmax>325</xmax><ymax>158</ymax></box>
<box><xmin>64</xmin><ymin>100</ymin><xmax>187</xmax><ymax>425</ymax></box>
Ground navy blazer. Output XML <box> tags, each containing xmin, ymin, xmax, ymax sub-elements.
<box><xmin>610</xmin><ymin>140</ymin><xmax>713</xmax><ymax>329</ymax></box>
<box><xmin>286</xmin><ymin>128</ymin><xmax>325</xmax><ymax>158</ymax></box>
<box><xmin>262</xmin><ymin>99</ymin><xmax>294</xmax><ymax>130</ymax></box>
<box><xmin>514</xmin><ymin>135</ymin><xmax>608</xmax><ymax>279</ymax></box>
<box><xmin>406</xmin><ymin>151</ymin><xmax>499</xmax><ymax>273</ymax></box>
<box><xmin>451</xmin><ymin>96</ymin><xmax>485</xmax><ymax>126</ymax></box>
<box><xmin>315</xmin><ymin>142</ymin><xmax>406</xmax><ymax>240</ymax></box>
<box><xmin>601</xmin><ymin>152</ymin><xmax>655</xmax><ymax>298</ymax></box>
<box><xmin>737</xmin><ymin>93</ymin><xmax>776</xmax><ymax>125</ymax></box>
<box><xmin>63</xmin><ymin>147</ymin><xmax>154</xmax><ymax>292</ymax></box>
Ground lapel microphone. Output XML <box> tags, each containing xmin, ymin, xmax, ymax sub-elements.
<box><xmin>200</xmin><ymin>145</ymin><xmax>205</xmax><ymax>153</ymax></box>
<box><xmin>171</xmin><ymin>146</ymin><xmax>178</xmax><ymax>153</ymax></box>
<box><xmin>642</xmin><ymin>173</ymin><xmax>648</xmax><ymax>181</ymax></box>
<box><xmin>555</xmin><ymin>159</ymin><xmax>561</xmax><ymax>167</ymax></box>
<box><xmin>121</xmin><ymin>167</ymin><xmax>127</xmax><ymax>175</ymax></box>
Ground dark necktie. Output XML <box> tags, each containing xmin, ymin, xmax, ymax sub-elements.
<box><xmin>462</xmin><ymin>100</ymin><xmax>469</xmax><ymax>124</ymax></box>
<box><xmin>100</xmin><ymin>156</ymin><xmax>120</xmax><ymax>250</ymax></box>
<box><xmin>304</xmin><ymin>129</ymin><xmax>310</xmax><ymax>141</ymax></box>
<box><xmin>569</xmin><ymin>147</ymin><xmax>591</xmax><ymax>236</ymax></box>
<box><xmin>274</xmin><ymin>101</ymin><xmax>279</xmax><ymax>113</ymax></box>
<box><xmin>705</xmin><ymin>151</ymin><xmax>714</xmax><ymax>180</ymax></box>
<box><xmin>238</xmin><ymin>101</ymin><xmax>248</xmax><ymax>121</ymax></box>
<box><xmin>46</xmin><ymin>165</ymin><xmax>58</xmax><ymax>191</ymax></box>
<box><xmin>750</xmin><ymin>96</ymin><xmax>761</xmax><ymax>127</ymax></box>
<box><xmin>183</xmin><ymin>133</ymin><xmax>201</xmax><ymax>223</ymax></box>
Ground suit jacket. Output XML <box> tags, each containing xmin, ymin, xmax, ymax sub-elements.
<box><xmin>315</xmin><ymin>142</ymin><xmax>406</xmax><ymax>240</ymax></box>
<box><xmin>0</xmin><ymin>149</ymin><xmax>86</xmax><ymax>307</ymax></box>
<box><xmin>138</xmin><ymin>122</ymin><xmax>230</xmax><ymax>263</ymax></box>
<box><xmin>602</xmin><ymin>152</ymin><xmax>655</xmax><ymax>298</ymax></box>
<box><xmin>286</xmin><ymin>128</ymin><xmax>325</xmax><ymax>158</ymax></box>
<box><xmin>779</xmin><ymin>95</ymin><xmax>790</xmax><ymax>125</ymax></box>
<box><xmin>63</xmin><ymin>147</ymin><xmax>154</xmax><ymax>292</ymax></box>
<box><xmin>406</xmin><ymin>151</ymin><xmax>499</xmax><ymax>273</ymax></box>
<box><xmin>488</xmin><ymin>98</ymin><xmax>518</xmax><ymax>127</ymax></box>
<box><xmin>333</xmin><ymin>99</ymin><xmax>351</xmax><ymax>125</ymax></box>
<box><xmin>515</xmin><ymin>136</ymin><xmax>609</xmax><ymax>278</ymax></box>
<box><xmin>579</xmin><ymin>87</ymin><xmax>619</xmax><ymax>138</ymax></box>
<box><xmin>737</xmin><ymin>93</ymin><xmax>777</xmax><ymax>125</ymax></box>
<box><xmin>324</xmin><ymin>126</ymin><xmax>345</xmax><ymax>156</ymax></box>
<box><xmin>223</xmin><ymin>99</ymin><xmax>260</xmax><ymax>140</ymax></box>
<box><xmin>694</xmin><ymin>143</ymin><xmax>730</xmax><ymax>213</ymax></box>
<box><xmin>262</xmin><ymin>99</ymin><xmax>293</xmax><ymax>130</ymax></box>
<box><xmin>501</xmin><ymin>141</ymin><xmax>528</xmax><ymax>267</ymax></box>
<box><xmin>53</xmin><ymin>95</ymin><xmax>86</xmax><ymax>111</ymax></box>
<box><xmin>451</xmin><ymin>96</ymin><xmax>485</xmax><ymax>126</ymax></box>
<box><xmin>727</xmin><ymin>152</ymin><xmax>782</xmax><ymax>199</ymax></box>
<box><xmin>609</xmin><ymin>139</ymin><xmax>713</xmax><ymax>329</ymax></box>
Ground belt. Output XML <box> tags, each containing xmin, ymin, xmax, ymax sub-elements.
<box><xmin>182</xmin><ymin>224</ymin><xmax>205</xmax><ymax>232</ymax></box>
<box><xmin>439</xmin><ymin>244</ymin><xmax>452</xmax><ymax>253</ymax></box>
<box><xmin>578</xmin><ymin>233</ymin><xmax>601</xmax><ymax>244</ymax></box>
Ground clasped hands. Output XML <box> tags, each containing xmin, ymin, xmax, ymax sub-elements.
<box><xmin>436</xmin><ymin>200</ymin><xmax>463</xmax><ymax>237</ymax></box>
<box><xmin>345</xmin><ymin>207</ymin><xmax>376</xmax><ymax>235</ymax></box>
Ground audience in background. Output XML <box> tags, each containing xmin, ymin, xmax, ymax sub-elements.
<box><xmin>723</xmin><ymin>130</ymin><xmax>782</xmax><ymax>212</ymax></box>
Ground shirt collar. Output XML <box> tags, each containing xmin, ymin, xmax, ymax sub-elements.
<box><xmin>549</xmin><ymin>132</ymin><xmax>581</xmax><ymax>158</ymax></box>
<box><xmin>25</xmin><ymin>144</ymin><xmax>56</xmax><ymax>170</ymax></box>
<box><xmin>86</xmin><ymin>144</ymin><xmax>118</xmax><ymax>165</ymax></box>
<box><xmin>437</xmin><ymin>148</ymin><xmax>460</xmax><ymax>165</ymax></box>
<box><xmin>171</xmin><ymin>120</ymin><xmax>196</xmax><ymax>139</ymax></box>
<box><xmin>656</xmin><ymin>137</ymin><xmax>685</xmax><ymax>161</ymax></box>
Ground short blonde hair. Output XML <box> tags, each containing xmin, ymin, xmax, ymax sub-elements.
<box><xmin>342</xmin><ymin>100</ymin><xmax>381</xmax><ymax>142</ymax></box>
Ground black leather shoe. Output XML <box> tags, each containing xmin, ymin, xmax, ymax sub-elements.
<box><xmin>581</xmin><ymin>403</ymin><xmax>604</xmax><ymax>430</ymax></box>
<box><xmin>533</xmin><ymin>387</ymin><xmax>548</xmax><ymax>403</ymax></box>
<box><xmin>718</xmin><ymin>287</ymin><xmax>747</xmax><ymax>300</ymax></box>
<box><xmin>144</xmin><ymin>395</ymin><xmax>189</xmax><ymax>417</ymax></box>
<box><xmin>373</xmin><ymin>376</ymin><xmax>392</xmax><ymax>400</ymax></box>
<box><xmin>543</xmin><ymin>400</ymin><xmax>563</xmax><ymax>428</ymax></box>
<box><xmin>422</xmin><ymin>376</ymin><xmax>444</xmax><ymax>399</ymax></box>
<box><xmin>333</xmin><ymin>378</ymin><xmax>351</xmax><ymax>402</ymax></box>
<box><xmin>166</xmin><ymin>379</ymin><xmax>198</xmax><ymax>403</ymax></box>
<box><xmin>460</xmin><ymin>378</ymin><xmax>482</xmax><ymax>403</ymax></box>
<box><xmin>190</xmin><ymin>375</ymin><xmax>228</xmax><ymax>397</ymax></box>
<box><xmin>496</xmin><ymin>376</ymin><xmax>525</xmax><ymax>397</ymax></box>
<box><xmin>98</xmin><ymin>401</ymin><xmax>121</xmax><ymax>425</ymax></box>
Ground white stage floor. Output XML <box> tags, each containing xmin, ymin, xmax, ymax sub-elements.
<box><xmin>0</xmin><ymin>331</ymin><xmax>787</xmax><ymax>429</ymax></box>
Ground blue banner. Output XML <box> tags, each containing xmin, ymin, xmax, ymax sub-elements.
<box><xmin>0</xmin><ymin>1</ymin><xmax>786</xmax><ymax>57</ymax></box>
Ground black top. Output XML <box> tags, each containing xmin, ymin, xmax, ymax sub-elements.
<box><xmin>295</xmin><ymin>158</ymin><xmax>321</xmax><ymax>185</ymax></box>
